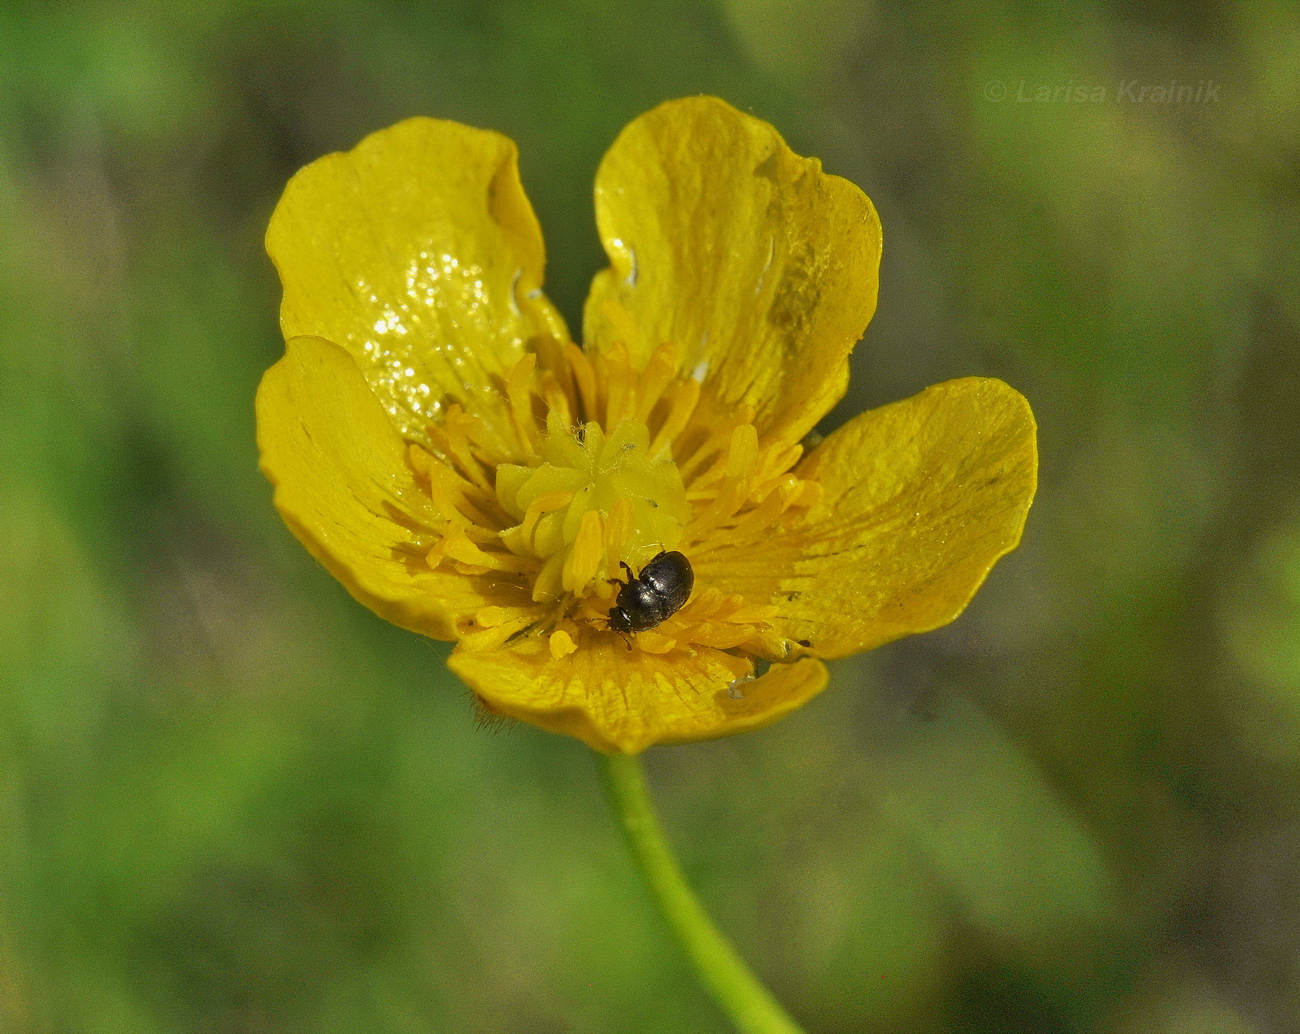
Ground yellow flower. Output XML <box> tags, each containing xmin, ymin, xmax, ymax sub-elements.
<box><xmin>256</xmin><ymin>97</ymin><xmax>1037</xmax><ymax>754</ymax></box>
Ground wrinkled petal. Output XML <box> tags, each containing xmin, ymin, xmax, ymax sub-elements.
<box><xmin>267</xmin><ymin>117</ymin><xmax>569</xmax><ymax>455</ymax></box>
<box><xmin>256</xmin><ymin>336</ymin><xmax>535</xmax><ymax>640</ymax></box>
<box><xmin>450</xmin><ymin>638</ymin><xmax>828</xmax><ymax>754</ymax></box>
<box><xmin>584</xmin><ymin>96</ymin><xmax>881</xmax><ymax>449</ymax></box>
<box><xmin>693</xmin><ymin>378</ymin><xmax>1037</xmax><ymax>658</ymax></box>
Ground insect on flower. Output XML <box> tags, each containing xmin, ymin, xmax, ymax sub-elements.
<box><xmin>256</xmin><ymin>96</ymin><xmax>1038</xmax><ymax>753</ymax></box>
<box><xmin>609</xmin><ymin>550</ymin><xmax>695</xmax><ymax>635</ymax></box>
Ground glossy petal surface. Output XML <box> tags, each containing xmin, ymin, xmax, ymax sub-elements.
<box><xmin>451</xmin><ymin>639</ymin><xmax>828</xmax><ymax>754</ymax></box>
<box><xmin>584</xmin><ymin>96</ymin><xmax>882</xmax><ymax>448</ymax></box>
<box><xmin>694</xmin><ymin>378</ymin><xmax>1038</xmax><ymax>658</ymax></box>
<box><xmin>256</xmin><ymin>336</ymin><xmax>533</xmax><ymax>640</ymax></box>
<box><xmin>267</xmin><ymin>117</ymin><xmax>568</xmax><ymax>454</ymax></box>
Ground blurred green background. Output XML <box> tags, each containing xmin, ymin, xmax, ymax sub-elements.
<box><xmin>2</xmin><ymin>1</ymin><xmax>1298</xmax><ymax>1031</ymax></box>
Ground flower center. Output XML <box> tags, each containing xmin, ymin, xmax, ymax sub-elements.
<box><xmin>408</xmin><ymin>326</ymin><xmax>823</xmax><ymax>659</ymax></box>
<box><xmin>494</xmin><ymin>417</ymin><xmax>688</xmax><ymax>604</ymax></box>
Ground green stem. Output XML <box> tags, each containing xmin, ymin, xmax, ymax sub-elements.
<box><xmin>598</xmin><ymin>750</ymin><xmax>807</xmax><ymax>1034</ymax></box>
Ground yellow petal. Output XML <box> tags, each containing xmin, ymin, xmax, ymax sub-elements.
<box><xmin>694</xmin><ymin>378</ymin><xmax>1037</xmax><ymax>658</ymax></box>
<box><xmin>450</xmin><ymin>637</ymin><xmax>828</xmax><ymax>753</ymax></box>
<box><xmin>267</xmin><ymin>117</ymin><xmax>569</xmax><ymax>454</ymax></box>
<box><xmin>584</xmin><ymin>96</ymin><xmax>881</xmax><ymax>448</ymax></box>
<box><xmin>256</xmin><ymin>336</ymin><xmax>536</xmax><ymax>641</ymax></box>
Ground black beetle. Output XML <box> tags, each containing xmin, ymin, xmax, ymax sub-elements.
<box><xmin>608</xmin><ymin>550</ymin><xmax>694</xmax><ymax>634</ymax></box>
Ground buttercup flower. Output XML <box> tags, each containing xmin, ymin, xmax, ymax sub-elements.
<box><xmin>257</xmin><ymin>97</ymin><xmax>1037</xmax><ymax>753</ymax></box>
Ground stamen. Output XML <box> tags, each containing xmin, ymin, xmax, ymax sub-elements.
<box><xmin>648</xmin><ymin>376</ymin><xmax>700</xmax><ymax>458</ymax></box>
<box><xmin>549</xmin><ymin>628</ymin><xmax>578</xmax><ymax>659</ymax></box>
<box><xmin>677</xmin><ymin>405</ymin><xmax>756</xmax><ymax>484</ymax></box>
<box><xmin>534</xmin><ymin>334</ymin><xmax>575</xmax><ymax>403</ymax></box>
<box><xmin>428</xmin><ymin>405</ymin><xmax>495</xmax><ymax>492</ymax></box>
<box><xmin>432</xmin><ymin>526</ymin><xmax>536</xmax><ymax>574</ymax></box>
<box><xmin>634</xmin><ymin>630</ymin><xmax>677</xmax><ymax>654</ymax></box>
<box><xmin>407</xmin><ymin>442</ymin><xmax>435</xmax><ymax>478</ymax></box>
<box><xmin>506</xmin><ymin>353</ymin><xmax>540</xmax><ymax>454</ymax></box>
<box><xmin>725</xmin><ymin>424</ymin><xmax>759</xmax><ymax>479</ymax></box>
<box><xmin>695</xmin><ymin>490</ymin><xmax>782</xmax><ymax>547</ymax></box>
<box><xmin>566</xmin><ymin>343</ymin><xmax>600</xmax><ymax>425</ymax></box>
<box><xmin>602</xmin><ymin>341</ymin><xmax>634</xmax><ymax>430</ymax></box>
<box><xmin>425</xmin><ymin>461</ymin><xmax>500</xmax><ymax>529</ymax></box>
<box><xmin>635</xmin><ymin>343</ymin><xmax>677</xmax><ymax>423</ymax></box>
<box><xmin>520</xmin><ymin>489</ymin><xmax>575</xmax><ymax>547</ymax></box>
<box><xmin>538</xmin><ymin>370</ymin><xmax>573</xmax><ymax>428</ymax></box>
<box><xmin>409</xmin><ymin>330</ymin><xmax>801</xmax><ymax>655</ymax></box>
<box><xmin>562</xmin><ymin>509</ymin><xmax>605</xmax><ymax>593</ymax></box>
